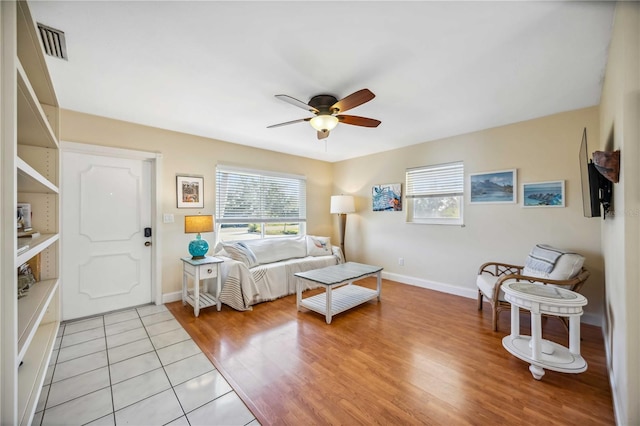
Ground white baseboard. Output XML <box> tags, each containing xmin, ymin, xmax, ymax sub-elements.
<box><xmin>381</xmin><ymin>271</ymin><xmax>478</xmax><ymax>299</ymax></box>
<box><xmin>381</xmin><ymin>271</ymin><xmax>602</xmax><ymax>326</ymax></box>
<box><xmin>162</xmin><ymin>291</ymin><xmax>182</xmax><ymax>304</ymax></box>
<box><xmin>161</xmin><ymin>273</ymin><xmax>604</xmax><ymax>326</ymax></box>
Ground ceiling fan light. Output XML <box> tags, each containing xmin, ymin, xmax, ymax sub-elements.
<box><xmin>310</xmin><ymin>115</ymin><xmax>339</xmax><ymax>132</ymax></box>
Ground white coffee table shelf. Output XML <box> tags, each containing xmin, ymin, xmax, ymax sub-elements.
<box><xmin>299</xmin><ymin>285</ymin><xmax>378</xmax><ymax>317</ymax></box>
<box><xmin>295</xmin><ymin>262</ymin><xmax>383</xmax><ymax>324</ymax></box>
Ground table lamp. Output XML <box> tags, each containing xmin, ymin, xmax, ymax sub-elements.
<box><xmin>185</xmin><ymin>215</ymin><xmax>214</xmax><ymax>259</ymax></box>
<box><xmin>330</xmin><ymin>195</ymin><xmax>355</xmax><ymax>259</ymax></box>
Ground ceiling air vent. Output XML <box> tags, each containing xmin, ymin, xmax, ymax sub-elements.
<box><xmin>37</xmin><ymin>23</ymin><xmax>67</xmax><ymax>60</ymax></box>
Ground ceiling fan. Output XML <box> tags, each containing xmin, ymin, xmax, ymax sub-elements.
<box><xmin>267</xmin><ymin>88</ymin><xmax>381</xmax><ymax>140</ymax></box>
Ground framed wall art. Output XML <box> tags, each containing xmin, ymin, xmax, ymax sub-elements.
<box><xmin>522</xmin><ymin>180</ymin><xmax>565</xmax><ymax>208</ymax></box>
<box><xmin>469</xmin><ymin>169</ymin><xmax>517</xmax><ymax>204</ymax></box>
<box><xmin>372</xmin><ymin>183</ymin><xmax>402</xmax><ymax>211</ymax></box>
<box><xmin>177</xmin><ymin>175</ymin><xmax>204</xmax><ymax>208</ymax></box>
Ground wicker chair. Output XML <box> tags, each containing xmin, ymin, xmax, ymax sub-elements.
<box><xmin>477</xmin><ymin>253</ymin><xmax>590</xmax><ymax>332</ymax></box>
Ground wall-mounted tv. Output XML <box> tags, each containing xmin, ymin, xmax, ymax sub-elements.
<box><xmin>579</xmin><ymin>128</ymin><xmax>612</xmax><ymax>218</ymax></box>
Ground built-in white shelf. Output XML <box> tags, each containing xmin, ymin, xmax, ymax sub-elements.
<box><xmin>16</xmin><ymin>0</ymin><xmax>58</xmax><ymax>107</ymax></box>
<box><xmin>17</xmin><ymin>278</ymin><xmax>59</xmax><ymax>363</ymax></box>
<box><xmin>17</xmin><ymin>60</ymin><xmax>58</xmax><ymax>149</ymax></box>
<box><xmin>2</xmin><ymin>2</ymin><xmax>61</xmax><ymax>424</ymax></box>
<box><xmin>17</xmin><ymin>156</ymin><xmax>58</xmax><ymax>194</ymax></box>
<box><xmin>17</xmin><ymin>321</ymin><xmax>58</xmax><ymax>426</ymax></box>
<box><xmin>16</xmin><ymin>233</ymin><xmax>59</xmax><ymax>267</ymax></box>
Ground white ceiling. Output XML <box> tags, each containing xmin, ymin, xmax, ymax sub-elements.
<box><xmin>30</xmin><ymin>1</ymin><xmax>615</xmax><ymax>163</ymax></box>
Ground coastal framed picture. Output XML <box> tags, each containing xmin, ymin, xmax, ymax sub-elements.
<box><xmin>469</xmin><ymin>169</ymin><xmax>516</xmax><ymax>204</ymax></box>
<box><xmin>522</xmin><ymin>180</ymin><xmax>565</xmax><ymax>208</ymax></box>
<box><xmin>372</xmin><ymin>183</ymin><xmax>402</xmax><ymax>211</ymax></box>
<box><xmin>176</xmin><ymin>175</ymin><xmax>204</xmax><ymax>208</ymax></box>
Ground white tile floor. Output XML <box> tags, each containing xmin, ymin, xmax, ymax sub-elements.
<box><xmin>33</xmin><ymin>304</ymin><xmax>259</xmax><ymax>426</ymax></box>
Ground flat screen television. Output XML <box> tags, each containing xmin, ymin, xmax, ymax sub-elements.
<box><xmin>579</xmin><ymin>128</ymin><xmax>612</xmax><ymax>218</ymax></box>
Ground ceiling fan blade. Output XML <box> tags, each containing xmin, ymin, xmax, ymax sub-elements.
<box><xmin>275</xmin><ymin>94</ymin><xmax>319</xmax><ymax>113</ymax></box>
<box><xmin>317</xmin><ymin>130</ymin><xmax>329</xmax><ymax>140</ymax></box>
<box><xmin>331</xmin><ymin>89</ymin><xmax>375</xmax><ymax>113</ymax></box>
<box><xmin>337</xmin><ymin>115</ymin><xmax>381</xmax><ymax>128</ymax></box>
<box><xmin>267</xmin><ymin>117</ymin><xmax>310</xmax><ymax>128</ymax></box>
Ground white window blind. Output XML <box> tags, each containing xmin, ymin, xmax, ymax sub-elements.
<box><xmin>406</xmin><ymin>162</ymin><xmax>464</xmax><ymax>199</ymax></box>
<box><xmin>405</xmin><ymin>161</ymin><xmax>464</xmax><ymax>225</ymax></box>
<box><xmin>216</xmin><ymin>166</ymin><xmax>306</xmax><ymax>223</ymax></box>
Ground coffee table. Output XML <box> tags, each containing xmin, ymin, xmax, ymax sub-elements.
<box><xmin>294</xmin><ymin>262</ymin><xmax>383</xmax><ymax>324</ymax></box>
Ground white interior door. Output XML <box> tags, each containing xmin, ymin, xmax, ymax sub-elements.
<box><xmin>62</xmin><ymin>150</ymin><xmax>152</xmax><ymax>320</ymax></box>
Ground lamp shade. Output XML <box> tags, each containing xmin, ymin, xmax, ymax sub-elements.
<box><xmin>310</xmin><ymin>115</ymin><xmax>339</xmax><ymax>132</ymax></box>
<box><xmin>184</xmin><ymin>215</ymin><xmax>214</xmax><ymax>234</ymax></box>
<box><xmin>330</xmin><ymin>195</ymin><xmax>355</xmax><ymax>214</ymax></box>
<box><xmin>185</xmin><ymin>215</ymin><xmax>214</xmax><ymax>259</ymax></box>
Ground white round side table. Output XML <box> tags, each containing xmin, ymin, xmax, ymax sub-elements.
<box><xmin>501</xmin><ymin>282</ymin><xmax>588</xmax><ymax>380</ymax></box>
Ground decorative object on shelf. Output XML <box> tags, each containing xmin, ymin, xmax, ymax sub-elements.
<box><xmin>522</xmin><ymin>180</ymin><xmax>565</xmax><ymax>208</ymax></box>
<box><xmin>27</xmin><ymin>253</ymin><xmax>41</xmax><ymax>282</ymax></box>
<box><xmin>330</xmin><ymin>195</ymin><xmax>355</xmax><ymax>260</ymax></box>
<box><xmin>18</xmin><ymin>229</ymin><xmax>40</xmax><ymax>238</ymax></box>
<box><xmin>17</xmin><ymin>202</ymin><xmax>31</xmax><ymax>229</ymax></box>
<box><xmin>177</xmin><ymin>175</ymin><xmax>204</xmax><ymax>208</ymax></box>
<box><xmin>17</xmin><ymin>243</ymin><xmax>30</xmax><ymax>255</ymax></box>
<box><xmin>593</xmin><ymin>150</ymin><xmax>620</xmax><ymax>184</ymax></box>
<box><xmin>372</xmin><ymin>183</ymin><xmax>402</xmax><ymax>211</ymax></box>
<box><xmin>185</xmin><ymin>214</ymin><xmax>214</xmax><ymax>259</ymax></box>
<box><xmin>469</xmin><ymin>169</ymin><xmax>517</xmax><ymax>204</ymax></box>
<box><xmin>17</xmin><ymin>262</ymin><xmax>36</xmax><ymax>299</ymax></box>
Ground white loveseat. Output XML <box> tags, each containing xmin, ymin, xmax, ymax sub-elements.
<box><xmin>214</xmin><ymin>235</ymin><xmax>344</xmax><ymax>311</ymax></box>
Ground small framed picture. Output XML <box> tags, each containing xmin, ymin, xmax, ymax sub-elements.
<box><xmin>522</xmin><ymin>180</ymin><xmax>565</xmax><ymax>208</ymax></box>
<box><xmin>469</xmin><ymin>169</ymin><xmax>517</xmax><ymax>204</ymax></box>
<box><xmin>177</xmin><ymin>175</ymin><xmax>204</xmax><ymax>208</ymax></box>
<box><xmin>372</xmin><ymin>183</ymin><xmax>402</xmax><ymax>211</ymax></box>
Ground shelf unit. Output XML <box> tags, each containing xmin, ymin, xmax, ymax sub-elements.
<box><xmin>1</xmin><ymin>1</ymin><xmax>61</xmax><ymax>425</ymax></box>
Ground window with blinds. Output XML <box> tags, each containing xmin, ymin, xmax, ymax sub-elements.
<box><xmin>216</xmin><ymin>165</ymin><xmax>306</xmax><ymax>240</ymax></box>
<box><xmin>405</xmin><ymin>161</ymin><xmax>464</xmax><ymax>225</ymax></box>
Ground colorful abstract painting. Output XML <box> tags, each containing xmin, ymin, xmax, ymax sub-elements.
<box><xmin>372</xmin><ymin>183</ymin><xmax>402</xmax><ymax>211</ymax></box>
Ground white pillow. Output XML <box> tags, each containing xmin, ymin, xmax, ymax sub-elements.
<box><xmin>220</xmin><ymin>242</ymin><xmax>258</xmax><ymax>268</ymax></box>
<box><xmin>307</xmin><ymin>236</ymin><xmax>332</xmax><ymax>256</ymax></box>
<box><xmin>243</xmin><ymin>236</ymin><xmax>307</xmax><ymax>264</ymax></box>
<box><xmin>523</xmin><ymin>252</ymin><xmax>585</xmax><ymax>281</ymax></box>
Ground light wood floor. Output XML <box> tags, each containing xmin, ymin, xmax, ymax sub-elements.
<box><xmin>168</xmin><ymin>278</ymin><xmax>614</xmax><ymax>425</ymax></box>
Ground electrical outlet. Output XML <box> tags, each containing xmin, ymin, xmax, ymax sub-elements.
<box><xmin>398</xmin><ymin>257</ymin><xmax>404</xmax><ymax>266</ymax></box>
<box><xmin>163</xmin><ymin>213</ymin><xmax>174</xmax><ymax>223</ymax></box>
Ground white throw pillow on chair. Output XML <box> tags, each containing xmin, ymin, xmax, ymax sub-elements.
<box><xmin>523</xmin><ymin>252</ymin><xmax>585</xmax><ymax>280</ymax></box>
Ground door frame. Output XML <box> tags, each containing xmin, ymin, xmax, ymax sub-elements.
<box><xmin>60</xmin><ymin>141</ymin><xmax>164</xmax><ymax>306</ymax></box>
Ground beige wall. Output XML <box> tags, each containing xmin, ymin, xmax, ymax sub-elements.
<box><xmin>333</xmin><ymin>107</ymin><xmax>604</xmax><ymax>323</ymax></box>
<box><xmin>598</xmin><ymin>2</ymin><xmax>640</xmax><ymax>424</ymax></box>
<box><xmin>59</xmin><ymin>110</ymin><xmax>334</xmax><ymax>295</ymax></box>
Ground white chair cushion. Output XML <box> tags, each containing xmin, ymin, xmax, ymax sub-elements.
<box><xmin>523</xmin><ymin>252</ymin><xmax>585</xmax><ymax>281</ymax></box>
<box><xmin>477</xmin><ymin>274</ymin><xmax>505</xmax><ymax>302</ymax></box>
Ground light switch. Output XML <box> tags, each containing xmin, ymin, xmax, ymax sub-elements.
<box><xmin>163</xmin><ymin>213</ymin><xmax>174</xmax><ymax>223</ymax></box>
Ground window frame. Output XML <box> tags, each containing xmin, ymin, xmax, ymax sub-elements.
<box><xmin>215</xmin><ymin>165</ymin><xmax>307</xmax><ymax>241</ymax></box>
<box><xmin>405</xmin><ymin>161</ymin><xmax>465</xmax><ymax>226</ymax></box>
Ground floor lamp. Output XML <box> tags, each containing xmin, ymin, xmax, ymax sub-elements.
<box><xmin>330</xmin><ymin>195</ymin><xmax>355</xmax><ymax>260</ymax></box>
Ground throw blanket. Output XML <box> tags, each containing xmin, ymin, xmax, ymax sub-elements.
<box><xmin>217</xmin><ymin>254</ymin><xmax>343</xmax><ymax>311</ymax></box>
<box><xmin>525</xmin><ymin>244</ymin><xmax>572</xmax><ymax>273</ymax></box>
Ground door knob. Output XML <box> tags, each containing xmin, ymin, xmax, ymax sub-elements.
<box><xmin>144</xmin><ymin>241</ymin><xmax>152</xmax><ymax>246</ymax></box>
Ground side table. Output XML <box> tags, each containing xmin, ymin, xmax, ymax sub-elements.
<box><xmin>181</xmin><ymin>256</ymin><xmax>224</xmax><ymax>317</ymax></box>
<box><xmin>501</xmin><ymin>281</ymin><xmax>588</xmax><ymax>380</ymax></box>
